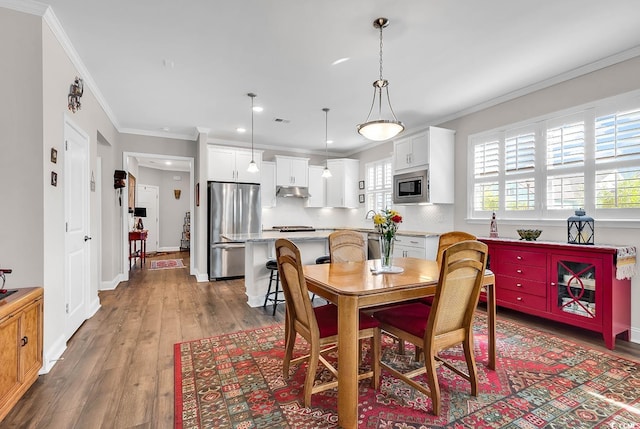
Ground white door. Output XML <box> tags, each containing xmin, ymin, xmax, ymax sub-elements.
<box><xmin>137</xmin><ymin>184</ymin><xmax>159</xmax><ymax>253</ymax></box>
<box><xmin>64</xmin><ymin>119</ymin><xmax>90</xmax><ymax>340</ymax></box>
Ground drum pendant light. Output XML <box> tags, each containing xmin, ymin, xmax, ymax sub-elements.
<box><xmin>357</xmin><ymin>17</ymin><xmax>404</xmax><ymax>142</ymax></box>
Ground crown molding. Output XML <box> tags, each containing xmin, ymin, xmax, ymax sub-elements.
<box><xmin>1</xmin><ymin>0</ymin><xmax>123</xmax><ymax>132</ymax></box>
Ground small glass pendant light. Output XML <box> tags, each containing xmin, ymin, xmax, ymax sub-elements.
<box><xmin>321</xmin><ymin>108</ymin><xmax>332</xmax><ymax>178</ymax></box>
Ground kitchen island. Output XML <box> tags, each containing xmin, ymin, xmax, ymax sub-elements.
<box><xmin>221</xmin><ymin>230</ymin><xmax>338</xmax><ymax>307</ymax></box>
<box><xmin>222</xmin><ymin>229</ymin><xmax>440</xmax><ymax>308</ymax></box>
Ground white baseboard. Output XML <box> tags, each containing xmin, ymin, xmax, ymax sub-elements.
<box><xmin>100</xmin><ymin>273</ymin><xmax>125</xmax><ymax>291</ymax></box>
<box><xmin>195</xmin><ymin>272</ymin><xmax>209</xmax><ymax>282</ymax></box>
<box><xmin>88</xmin><ymin>295</ymin><xmax>101</xmax><ymax>318</ymax></box>
<box><xmin>41</xmin><ymin>335</ymin><xmax>67</xmax><ymax>374</ymax></box>
<box><xmin>629</xmin><ymin>326</ymin><xmax>640</xmax><ymax>344</ymax></box>
<box><xmin>159</xmin><ymin>246</ymin><xmax>181</xmax><ymax>252</ymax></box>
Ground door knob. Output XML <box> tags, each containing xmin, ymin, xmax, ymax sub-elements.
<box><xmin>84</xmin><ymin>236</ymin><xmax>92</xmax><ymax>241</ymax></box>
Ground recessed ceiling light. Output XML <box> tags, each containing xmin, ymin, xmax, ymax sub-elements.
<box><xmin>236</xmin><ymin>127</ymin><xmax>246</xmax><ymax>133</ymax></box>
<box><xmin>252</xmin><ymin>106</ymin><xmax>263</xmax><ymax>113</ymax></box>
<box><xmin>326</xmin><ymin>139</ymin><xmax>334</xmax><ymax>144</ymax></box>
<box><xmin>331</xmin><ymin>57</ymin><xmax>350</xmax><ymax>66</ymax></box>
<box><xmin>165</xmin><ymin>161</ymin><xmax>172</xmax><ymax>166</ymax></box>
<box><xmin>161</xmin><ymin>127</ymin><xmax>170</xmax><ymax>132</ymax></box>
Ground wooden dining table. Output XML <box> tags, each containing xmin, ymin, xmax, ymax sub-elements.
<box><xmin>303</xmin><ymin>257</ymin><xmax>496</xmax><ymax>429</ymax></box>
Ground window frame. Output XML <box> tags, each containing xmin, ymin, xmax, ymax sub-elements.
<box><xmin>365</xmin><ymin>157</ymin><xmax>393</xmax><ymax>213</ymax></box>
<box><xmin>467</xmin><ymin>90</ymin><xmax>640</xmax><ymax>222</ymax></box>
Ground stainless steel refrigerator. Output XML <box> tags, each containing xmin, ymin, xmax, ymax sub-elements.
<box><xmin>208</xmin><ymin>181</ymin><xmax>261</xmax><ymax>280</ymax></box>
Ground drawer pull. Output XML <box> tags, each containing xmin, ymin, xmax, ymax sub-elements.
<box><xmin>517</xmin><ymin>256</ymin><xmax>522</xmax><ymax>260</ymax></box>
<box><xmin>516</xmin><ymin>297</ymin><xmax>523</xmax><ymax>301</ymax></box>
<box><xmin>516</xmin><ymin>269</ymin><xmax>523</xmax><ymax>274</ymax></box>
<box><xmin>516</xmin><ymin>283</ymin><xmax>522</xmax><ymax>287</ymax></box>
<box><xmin>550</xmin><ymin>282</ymin><xmax>556</xmax><ymax>286</ymax></box>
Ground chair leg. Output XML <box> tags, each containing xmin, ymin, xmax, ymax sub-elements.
<box><xmin>463</xmin><ymin>335</ymin><xmax>479</xmax><ymax>396</ymax></box>
<box><xmin>263</xmin><ymin>270</ymin><xmax>275</xmax><ymax>309</ymax></box>
<box><xmin>304</xmin><ymin>341</ymin><xmax>320</xmax><ymax>407</ymax></box>
<box><xmin>272</xmin><ymin>270</ymin><xmax>280</xmax><ymax>316</ymax></box>
<box><xmin>424</xmin><ymin>353</ymin><xmax>441</xmax><ymax>416</ymax></box>
<box><xmin>283</xmin><ymin>312</ymin><xmax>296</xmax><ymax>378</ymax></box>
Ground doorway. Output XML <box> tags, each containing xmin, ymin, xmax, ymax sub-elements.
<box><xmin>121</xmin><ymin>152</ymin><xmax>194</xmax><ymax>281</ymax></box>
<box><xmin>136</xmin><ymin>184</ymin><xmax>159</xmax><ymax>253</ymax></box>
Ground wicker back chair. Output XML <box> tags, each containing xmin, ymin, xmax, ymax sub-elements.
<box><xmin>328</xmin><ymin>230</ymin><xmax>367</xmax><ymax>263</ymax></box>
<box><xmin>435</xmin><ymin>231</ymin><xmax>477</xmax><ymax>267</ymax></box>
<box><xmin>372</xmin><ymin>240</ymin><xmax>488</xmax><ymax>415</ymax></box>
<box><xmin>275</xmin><ymin>238</ymin><xmax>380</xmax><ymax>407</ymax></box>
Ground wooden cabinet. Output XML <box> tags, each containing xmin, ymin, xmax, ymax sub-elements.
<box><xmin>260</xmin><ymin>161</ymin><xmax>276</xmax><ymax>208</ymax></box>
<box><xmin>0</xmin><ymin>287</ymin><xmax>43</xmax><ymax>421</ymax></box>
<box><xmin>325</xmin><ymin>159</ymin><xmax>359</xmax><ymax>208</ymax></box>
<box><xmin>481</xmin><ymin>238</ymin><xmax>631</xmax><ymax>350</ymax></box>
<box><xmin>207</xmin><ymin>145</ymin><xmax>262</xmax><ymax>183</ymax></box>
<box><xmin>275</xmin><ymin>155</ymin><xmax>308</xmax><ymax>187</ymax></box>
<box><xmin>307</xmin><ymin>165</ymin><xmax>326</xmax><ymax>207</ymax></box>
<box><xmin>393</xmin><ymin>126</ymin><xmax>455</xmax><ymax>204</ymax></box>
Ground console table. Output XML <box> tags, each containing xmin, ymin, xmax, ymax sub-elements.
<box><xmin>129</xmin><ymin>230</ymin><xmax>148</xmax><ymax>268</ymax></box>
<box><xmin>480</xmin><ymin>237</ymin><xmax>635</xmax><ymax>350</ymax></box>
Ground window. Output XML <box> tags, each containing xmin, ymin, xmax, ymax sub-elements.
<box><xmin>468</xmin><ymin>91</ymin><xmax>640</xmax><ymax>220</ymax></box>
<box><xmin>366</xmin><ymin>158</ymin><xmax>392</xmax><ymax>212</ymax></box>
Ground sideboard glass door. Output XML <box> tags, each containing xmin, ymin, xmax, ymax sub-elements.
<box><xmin>551</xmin><ymin>256</ymin><xmax>602</xmax><ymax>326</ymax></box>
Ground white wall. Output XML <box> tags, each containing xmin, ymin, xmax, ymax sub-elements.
<box><xmin>441</xmin><ymin>55</ymin><xmax>640</xmax><ymax>343</ymax></box>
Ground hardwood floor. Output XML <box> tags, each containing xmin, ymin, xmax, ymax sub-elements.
<box><xmin>3</xmin><ymin>251</ymin><xmax>639</xmax><ymax>428</ymax></box>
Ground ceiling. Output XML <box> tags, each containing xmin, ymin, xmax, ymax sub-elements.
<box><xmin>30</xmin><ymin>0</ymin><xmax>640</xmax><ymax>155</ymax></box>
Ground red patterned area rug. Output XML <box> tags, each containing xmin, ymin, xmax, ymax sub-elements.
<box><xmin>150</xmin><ymin>259</ymin><xmax>185</xmax><ymax>270</ymax></box>
<box><xmin>174</xmin><ymin>314</ymin><xmax>640</xmax><ymax>428</ymax></box>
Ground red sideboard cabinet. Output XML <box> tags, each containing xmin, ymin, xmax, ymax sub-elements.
<box><xmin>479</xmin><ymin>237</ymin><xmax>633</xmax><ymax>350</ymax></box>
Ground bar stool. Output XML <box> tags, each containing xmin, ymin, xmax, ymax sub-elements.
<box><xmin>263</xmin><ymin>259</ymin><xmax>284</xmax><ymax>316</ymax></box>
<box><xmin>311</xmin><ymin>255</ymin><xmax>331</xmax><ymax>303</ymax></box>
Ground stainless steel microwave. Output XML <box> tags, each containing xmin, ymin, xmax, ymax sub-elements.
<box><xmin>393</xmin><ymin>169</ymin><xmax>429</xmax><ymax>204</ymax></box>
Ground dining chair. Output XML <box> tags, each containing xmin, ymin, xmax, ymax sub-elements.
<box><xmin>275</xmin><ymin>238</ymin><xmax>381</xmax><ymax>407</ymax></box>
<box><xmin>372</xmin><ymin>240</ymin><xmax>488</xmax><ymax>415</ymax></box>
<box><xmin>328</xmin><ymin>230</ymin><xmax>367</xmax><ymax>263</ymax></box>
<box><xmin>419</xmin><ymin>231</ymin><xmax>478</xmax><ymax>306</ymax></box>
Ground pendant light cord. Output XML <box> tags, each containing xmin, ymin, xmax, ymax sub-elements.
<box><xmin>324</xmin><ymin>108</ymin><xmax>329</xmax><ymax>167</ymax></box>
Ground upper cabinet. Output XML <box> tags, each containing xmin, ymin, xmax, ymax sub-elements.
<box><xmin>275</xmin><ymin>155</ymin><xmax>309</xmax><ymax>187</ymax></box>
<box><xmin>393</xmin><ymin>126</ymin><xmax>454</xmax><ymax>172</ymax></box>
<box><xmin>207</xmin><ymin>145</ymin><xmax>262</xmax><ymax>183</ymax></box>
<box><xmin>261</xmin><ymin>161</ymin><xmax>276</xmax><ymax>208</ymax></box>
<box><xmin>325</xmin><ymin>158</ymin><xmax>359</xmax><ymax>208</ymax></box>
<box><xmin>393</xmin><ymin>126</ymin><xmax>455</xmax><ymax>204</ymax></box>
<box><xmin>307</xmin><ymin>165</ymin><xmax>326</xmax><ymax>208</ymax></box>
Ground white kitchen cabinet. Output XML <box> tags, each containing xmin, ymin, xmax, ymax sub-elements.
<box><xmin>393</xmin><ymin>235</ymin><xmax>439</xmax><ymax>259</ymax></box>
<box><xmin>394</xmin><ymin>134</ymin><xmax>429</xmax><ymax>171</ymax></box>
<box><xmin>393</xmin><ymin>126</ymin><xmax>455</xmax><ymax>204</ymax></box>
<box><xmin>275</xmin><ymin>155</ymin><xmax>309</xmax><ymax>187</ymax></box>
<box><xmin>325</xmin><ymin>158</ymin><xmax>359</xmax><ymax>208</ymax></box>
<box><xmin>207</xmin><ymin>145</ymin><xmax>262</xmax><ymax>183</ymax></box>
<box><xmin>307</xmin><ymin>165</ymin><xmax>326</xmax><ymax>207</ymax></box>
<box><xmin>261</xmin><ymin>161</ymin><xmax>276</xmax><ymax>208</ymax></box>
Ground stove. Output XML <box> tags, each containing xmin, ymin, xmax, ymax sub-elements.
<box><xmin>272</xmin><ymin>225</ymin><xmax>316</xmax><ymax>232</ymax></box>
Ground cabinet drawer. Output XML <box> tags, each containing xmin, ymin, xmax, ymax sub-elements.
<box><xmin>496</xmin><ymin>274</ymin><xmax>547</xmax><ymax>297</ymax></box>
<box><xmin>497</xmin><ymin>248</ymin><xmax>546</xmax><ymax>267</ymax></box>
<box><xmin>498</xmin><ymin>262</ymin><xmax>546</xmax><ymax>281</ymax></box>
<box><xmin>394</xmin><ymin>235</ymin><xmax>425</xmax><ymax>249</ymax></box>
<box><xmin>497</xmin><ymin>288</ymin><xmax>547</xmax><ymax>312</ymax></box>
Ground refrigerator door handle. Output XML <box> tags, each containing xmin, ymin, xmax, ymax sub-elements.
<box><xmin>212</xmin><ymin>243</ymin><xmax>245</xmax><ymax>250</ymax></box>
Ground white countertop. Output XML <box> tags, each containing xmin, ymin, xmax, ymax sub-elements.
<box><xmin>223</xmin><ymin>228</ymin><xmax>440</xmax><ymax>243</ymax></box>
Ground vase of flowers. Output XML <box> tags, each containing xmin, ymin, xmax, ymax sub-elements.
<box><xmin>373</xmin><ymin>209</ymin><xmax>403</xmax><ymax>270</ymax></box>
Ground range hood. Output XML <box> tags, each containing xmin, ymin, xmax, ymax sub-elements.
<box><xmin>276</xmin><ymin>186</ymin><xmax>310</xmax><ymax>198</ymax></box>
